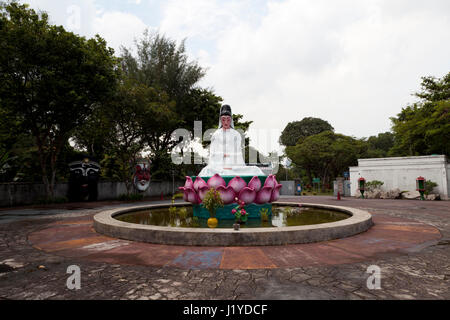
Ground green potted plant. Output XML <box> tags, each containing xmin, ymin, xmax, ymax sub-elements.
<box><xmin>202</xmin><ymin>188</ymin><xmax>224</xmax><ymax>228</ymax></box>
<box><xmin>259</xmin><ymin>208</ymin><xmax>270</xmax><ymax>223</ymax></box>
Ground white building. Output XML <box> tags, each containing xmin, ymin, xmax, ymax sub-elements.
<box><xmin>349</xmin><ymin>155</ymin><xmax>450</xmax><ymax>200</ymax></box>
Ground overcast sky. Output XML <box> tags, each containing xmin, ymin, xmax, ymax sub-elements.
<box><xmin>24</xmin><ymin>0</ymin><xmax>450</xmax><ymax>155</ymax></box>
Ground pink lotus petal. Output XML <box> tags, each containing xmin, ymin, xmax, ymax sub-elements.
<box><xmin>185</xmin><ymin>187</ymin><xmax>200</xmax><ymax>204</ymax></box>
<box><xmin>255</xmin><ymin>186</ymin><xmax>273</xmax><ymax>204</ymax></box>
<box><xmin>238</xmin><ymin>187</ymin><xmax>257</xmax><ymax>205</ymax></box>
<box><xmin>184</xmin><ymin>176</ymin><xmax>194</xmax><ymax>189</ymax></box>
<box><xmin>193</xmin><ymin>177</ymin><xmax>207</xmax><ymax>192</ymax></box>
<box><xmin>270</xmin><ymin>184</ymin><xmax>283</xmax><ymax>202</ymax></box>
<box><xmin>264</xmin><ymin>175</ymin><xmax>276</xmax><ymax>189</ymax></box>
<box><xmin>248</xmin><ymin>176</ymin><xmax>262</xmax><ymax>193</ymax></box>
<box><xmin>198</xmin><ymin>186</ymin><xmax>210</xmax><ymax>201</ymax></box>
<box><xmin>207</xmin><ymin>174</ymin><xmax>226</xmax><ymax>189</ymax></box>
<box><xmin>217</xmin><ymin>186</ymin><xmax>236</xmax><ymax>205</ymax></box>
<box><xmin>178</xmin><ymin>187</ymin><xmax>188</xmax><ymax>202</ymax></box>
<box><xmin>273</xmin><ymin>176</ymin><xmax>279</xmax><ymax>186</ymax></box>
<box><xmin>228</xmin><ymin>176</ymin><xmax>247</xmax><ymax>194</ymax></box>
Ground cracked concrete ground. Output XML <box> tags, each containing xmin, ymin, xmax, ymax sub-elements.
<box><xmin>0</xmin><ymin>196</ymin><xmax>449</xmax><ymax>300</ymax></box>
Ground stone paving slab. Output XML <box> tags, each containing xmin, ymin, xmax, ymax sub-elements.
<box><xmin>0</xmin><ymin>196</ymin><xmax>449</xmax><ymax>300</ymax></box>
<box><xmin>170</xmin><ymin>250</ymin><xmax>224</xmax><ymax>269</ymax></box>
<box><xmin>220</xmin><ymin>247</ymin><xmax>277</xmax><ymax>270</ymax></box>
<box><xmin>25</xmin><ymin>208</ymin><xmax>442</xmax><ymax>270</ymax></box>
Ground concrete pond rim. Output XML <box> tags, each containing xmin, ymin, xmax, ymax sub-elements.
<box><xmin>93</xmin><ymin>202</ymin><xmax>374</xmax><ymax>246</ymax></box>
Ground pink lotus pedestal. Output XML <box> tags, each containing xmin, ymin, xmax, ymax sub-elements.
<box><xmin>179</xmin><ymin>175</ymin><xmax>283</xmax><ymax>220</ymax></box>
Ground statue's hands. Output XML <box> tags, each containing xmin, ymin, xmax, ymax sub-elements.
<box><xmin>223</xmin><ymin>154</ymin><xmax>229</xmax><ymax>158</ymax></box>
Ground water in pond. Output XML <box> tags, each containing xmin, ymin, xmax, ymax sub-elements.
<box><xmin>115</xmin><ymin>206</ymin><xmax>350</xmax><ymax>229</ymax></box>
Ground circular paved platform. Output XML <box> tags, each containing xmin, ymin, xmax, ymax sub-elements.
<box><xmin>93</xmin><ymin>203</ymin><xmax>373</xmax><ymax>246</ymax></box>
<box><xmin>28</xmin><ymin>205</ymin><xmax>442</xmax><ymax>270</ymax></box>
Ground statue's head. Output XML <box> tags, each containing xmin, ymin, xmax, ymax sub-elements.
<box><xmin>221</xmin><ymin>115</ymin><xmax>232</xmax><ymax>130</ymax></box>
<box><xmin>220</xmin><ymin>105</ymin><xmax>233</xmax><ymax>129</ymax></box>
<box><xmin>220</xmin><ymin>105</ymin><xmax>232</xmax><ymax>117</ymax></box>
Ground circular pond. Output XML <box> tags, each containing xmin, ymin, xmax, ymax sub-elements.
<box><xmin>115</xmin><ymin>205</ymin><xmax>351</xmax><ymax>229</ymax></box>
<box><xmin>93</xmin><ymin>202</ymin><xmax>373</xmax><ymax>246</ymax></box>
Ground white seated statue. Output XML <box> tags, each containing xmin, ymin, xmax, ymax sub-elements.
<box><xmin>199</xmin><ymin>105</ymin><xmax>265</xmax><ymax>177</ymax></box>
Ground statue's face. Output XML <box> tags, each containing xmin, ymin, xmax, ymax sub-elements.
<box><xmin>221</xmin><ymin>116</ymin><xmax>232</xmax><ymax>129</ymax></box>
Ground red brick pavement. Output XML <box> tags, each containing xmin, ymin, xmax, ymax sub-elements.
<box><xmin>28</xmin><ymin>200</ymin><xmax>442</xmax><ymax>270</ymax></box>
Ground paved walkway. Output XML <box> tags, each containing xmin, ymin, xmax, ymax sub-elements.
<box><xmin>0</xmin><ymin>196</ymin><xmax>449</xmax><ymax>300</ymax></box>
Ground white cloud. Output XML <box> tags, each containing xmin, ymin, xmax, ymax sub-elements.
<box><xmin>24</xmin><ymin>0</ymin><xmax>150</xmax><ymax>54</ymax></box>
<box><xmin>25</xmin><ymin>0</ymin><xmax>99</xmax><ymax>36</ymax></box>
<box><xmin>92</xmin><ymin>11</ymin><xmax>148</xmax><ymax>54</ymax></box>
<box><xmin>21</xmin><ymin>0</ymin><xmax>450</xmax><ymax>155</ymax></box>
<box><xmin>158</xmin><ymin>0</ymin><xmax>450</xmax><ymax>154</ymax></box>
<box><xmin>159</xmin><ymin>0</ymin><xmax>260</xmax><ymax>42</ymax></box>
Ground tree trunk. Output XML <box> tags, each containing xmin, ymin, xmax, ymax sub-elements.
<box><xmin>36</xmin><ymin>136</ymin><xmax>53</xmax><ymax>200</ymax></box>
<box><xmin>322</xmin><ymin>165</ymin><xmax>330</xmax><ymax>192</ymax></box>
<box><xmin>48</xmin><ymin>136</ymin><xmax>65</xmax><ymax>200</ymax></box>
<box><xmin>306</xmin><ymin>168</ymin><xmax>313</xmax><ymax>187</ymax></box>
<box><xmin>121</xmin><ymin>153</ymin><xmax>135</xmax><ymax>196</ymax></box>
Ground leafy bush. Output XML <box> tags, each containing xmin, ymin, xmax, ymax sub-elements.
<box><xmin>178</xmin><ymin>207</ymin><xmax>188</xmax><ymax>220</ymax></box>
<box><xmin>365</xmin><ymin>180</ymin><xmax>384</xmax><ymax>192</ymax></box>
<box><xmin>191</xmin><ymin>216</ymin><xmax>200</xmax><ymax>228</ymax></box>
<box><xmin>425</xmin><ymin>180</ymin><xmax>438</xmax><ymax>195</ymax></box>
<box><xmin>168</xmin><ymin>206</ymin><xmax>177</xmax><ymax>218</ymax></box>
<box><xmin>172</xmin><ymin>193</ymin><xmax>184</xmax><ymax>203</ymax></box>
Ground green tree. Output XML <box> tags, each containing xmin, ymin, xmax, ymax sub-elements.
<box><xmin>99</xmin><ymin>81</ymin><xmax>153</xmax><ymax>193</ymax></box>
<box><xmin>415</xmin><ymin>73</ymin><xmax>450</xmax><ymax>102</ymax></box>
<box><xmin>182</xmin><ymin>88</ymin><xmax>223</xmax><ymax>135</ymax></box>
<box><xmin>72</xmin><ymin>77</ymin><xmax>180</xmax><ymax>184</ymax></box>
<box><xmin>70</xmin><ymin>103</ymin><xmax>114</xmax><ymax>160</ymax></box>
<box><xmin>275</xmin><ymin>164</ymin><xmax>304</xmax><ymax>182</ymax></box>
<box><xmin>121</xmin><ymin>30</ymin><xmax>205</xmax><ymax>110</ymax></box>
<box><xmin>138</xmin><ymin>85</ymin><xmax>179</xmax><ymax>181</ymax></box>
<box><xmin>120</xmin><ymin>31</ymin><xmax>216</xmax><ymax>178</ymax></box>
<box><xmin>286</xmin><ymin>131</ymin><xmax>366</xmax><ymax>187</ymax></box>
<box><xmin>390</xmin><ymin>72</ymin><xmax>450</xmax><ymax>156</ymax></box>
<box><xmin>365</xmin><ymin>132</ymin><xmax>395</xmax><ymax>158</ymax></box>
<box><xmin>121</xmin><ymin>31</ymin><xmax>254</xmax><ymax>179</ymax></box>
<box><xmin>280</xmin><ymin>117</ymin><xmax>334</xmax><ymax>147</ymax></box>
<box><xmin>86</xmin><ymin>79</ymin><xmax>179</xmax><ymax>191</ymax></box>
<box><xmin>0</xmin><ymin>2</ymin><xmax>118</xmax><ymax>198</ymax></box>
<box><xmin>0</xmin><ymin>105</ymin><xmax>21</xmax><ymax>177</ymax></box>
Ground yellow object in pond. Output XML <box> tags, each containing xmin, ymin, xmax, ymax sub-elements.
<box><xmin>207</xmin><ymin>218</ymin><xmax>218</xmax><ymax>229</ymax></box>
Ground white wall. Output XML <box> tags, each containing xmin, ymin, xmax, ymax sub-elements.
<box><xmin>350</xmin><ymin>155</ymin><xmax>449</xmax><ymax>200</ymax></box>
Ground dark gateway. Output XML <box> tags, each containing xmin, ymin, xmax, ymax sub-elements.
<box><xmin>68</xmin><ymin>156</ymin><xmax>100</xmax><ymax>202</ymax></box>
